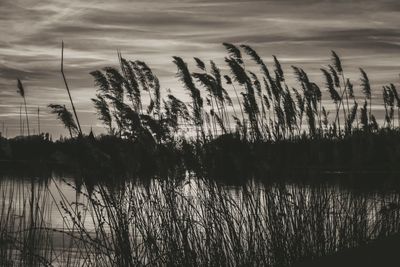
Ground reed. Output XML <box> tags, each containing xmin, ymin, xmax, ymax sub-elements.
<box><xmin>47</xmin><ymin>176</ymin><xmax>400</xmax><ymax>266</ymax></box>
<box><xmin>50</xmin><ymin>44</ymin><xmax>395</xmax><ymax>145</ymax></box>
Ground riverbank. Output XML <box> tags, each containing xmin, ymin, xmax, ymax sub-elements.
<box><xmin>1</xmin><ymin>129</ymin><xmax>400</xmax><ymax>186</ymax></box>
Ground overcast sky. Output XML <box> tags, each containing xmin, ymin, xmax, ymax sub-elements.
<box><xmin>0</xmin><ymin>0</ymin><xmax>399</xmax><ymax>137</ymax></box>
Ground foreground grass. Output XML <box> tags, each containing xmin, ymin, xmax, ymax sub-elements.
<box><xmin>1</xmin><ymin>176</ymin><xmax>400</xmax><ymax>266</ymax></box>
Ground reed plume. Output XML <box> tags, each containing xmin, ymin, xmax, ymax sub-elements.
<box><xmin>48</xmin><ymin>104</ymin><xmax>79</xmax><ymax>138</ymax></box>
<box><xmin>173</xmin><ymin>56</ymin><xmax>204</xmax><ymax>138</ymax></box>
<box><xmin>17</xmin><ymin>79</ymin><xmax>30</xmax><ymax>136</ymax></box>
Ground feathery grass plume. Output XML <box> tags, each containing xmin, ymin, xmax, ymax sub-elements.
<box><xmin>273</xmin><ymin>55</ymin><xmax>284</xmax><ymax>82</ymax></box>
<box><xmin>139</xmin><ymin>62</ymin><xmax>161</xmax><ymax>115</ymax></box>
<box><xmin>133</xmin><ymin>60</ymin><xmax>161</xmax><ymax>115</ymax></box>
<box><xmin>328</xmin><ymin>65</ymin><xmax>340</xmax><ymax>88</ymax></box>
<box><xmin>240</xmin><ymin>44</ymin><xmax>273</xmax><ymax>82</ymax></box>
<box><xmin>250</xmin><ymin>71</ymin><xmax>265</xmax><ymax>126</ymax></box>
<box><xmin>224</xmin><ymin>75</ymin><xmax>232</xmax><ymax>85</ymax></box>
<box><xmin>194</xmin><ymin>57</ymin><xmax>206</xmax><ymax>71</ymax></box>
<box><xmin>120</xmin><ymin>58</ymin><xmax>141</xmax><ymax>111</ymax></box>
<box><xmin>17</xmin><ymin>78</ymin><xmax>25</xmax><ymax>97</ymax></box>
<box><xmin>311</xmin><ymin>82</ymin><xmax>322</xmax><ymax>104</ymax></box>
<box><xmin>292</xmin><ymin>67</ymin><xmax>309</xmax><ymax>131</ymax></box>
<box><xmin>360</xmin><ymin>100</ymin><xmax>369</xmax><ymax>131</ymax></box>
<box><xmin>103</xmin><ymin>93</ymin><xmax>130</xmax><ymax>135</ymax></box>
<box><xmin>293</xmin><ymin>87</ymin><xmax>305</xmax><ymax>121</ymax></box>
<box><xmin>92</xmin><ymin>94</ymin><xmax>113</xmax><ymax>134</ymax></box>
<box><xmin>164</xmin><ymin>94</ymin><xmax>190</xmax><ymax>132</ymax></box>
<box><xmin>203</xmin><ymin>64</ymin><xmax>231</xmax><ymax>128</ymax></box>
<box><xmin>346</xmin><ymin>102</ymin><xmax>358</xmax><ymax>133</ymax></box>
<box><xmin>293</xmin><ymin>68</ymin><xmax>316</xmax><ymax>110</ymax></box>
<box><xmin>328</xmin><ymin>64</ymin><xmax>349</xmax><ymax>128</ymax></box>
<box><xmin>222</xmin><ymin>42</ymin><xmax>243</xmax><ymax>64</ymax></box>
<box><xmin>210</xmin><ymin>109</ymin><xmax>227</xmax><ymax>134</ymax></box>
<box><xmin>192</xmin><ymin>73</ymin><xmax>218</xmax><ymax>101</ymax></box>
<box><xmin>173</xmin><ymin>56</ymin><xmax>204</xmax><ymax>133</ymax></box>
<box><xmin>383</xmin><ymin>86</ymin><xmax>395</xmax><ymax>127</ymax></box>
<box><xmin>360</xmin><ymin>68</ymin><xmax>371</xmax><ymax>99</ymax></box>
<box><xmin>390</xmin><ymin>84</ymin><xmax>400</xmax><ymax>107</ymax></box>
<box><xmin>48</xmin><ymin>104</ymin><xmax>78</xmax><ymax>137</ymax></box>
<box><xmin>135</xmin><ymin>61</ymin><xmax>160</xmax><ymax>113</ymax></box>
<box><xmin>225</xmin><ymin>74</ymin><xmax>246</xmax><ymax>123</ymax></box>
<box><xmin>225</xmin><ymin>57</ymin><xmax>250</xmax><ymax>86</ymax></box>
<box><xmin>132</xmin><ymin>60</ymin><xmax>150</xmax><ymax>93</ymax></box>
<box><xmin>383</xmin><ymin>86</ymin><xmax>389</xmax><ymax>122</ymax></box>
<box><xmin>249</xmin><ymin>72</ymin><xmax>262</xmax><ymax>96</ymax></box>
<box><xmin>322</xmin><ymin>107</ymin><xmax>329</xmax><ymax>129</ymax></box>
<box><xmin>192</xmin><ymin>72</ymin><xmax>221</xmax><ymax>132</ymax></box>
<box><xmin>321</xmin><ymin>69</ymin><xmax>341</xmax><ymax>104</ymax></box>
<box><xmin>90</xmin><ymin>70</ymin><xmax>110</xmax><ymax>94</ymax></box>
<box><xmin>275</xmin><ymin>104</ymin><xmax>286</xmax><ymax>135</ymax></box>
<box><xmin>210</xmin><ymin>61</ymin><xmax>225</xmax><ymax>101</ymax></box>
<box><xmin>270</xmin><ymin>79</ymin><xmax>281</xmax><ymax>103</ymax></box>
<box><xmin>292</xmin><ymin>87</ymin><xmax>303</xmax><ymax>109</ymax></box>
<box><xmin>388</xmin><ymin>86</ymin><xmax>395</xmax><ymax>108</ymax></box>
<box><xmin>346</xmin><ymin>78</ymin><xmax>354</xmax><ymax>98</ymax></box>
<box><xmin>331</xmin><ymin>50</ymin><xmax>343</xmax><ymax>73</ymax></box>
<box><xmin>153</xmin><ymin>76</ymin><xmax>161</xmax><ymax>115</ymax></box>
<box><xmin>309</xmin><ymin>82</ymin><xmax>322</xmax><ymax>130</ymax></box>
<box><xmin>226</xmin><ymin>56</ymin><xmax>259</xmax><ymax>121</ymax></box>
<box><xmin>223</xmin><ymin>88</ymin><xmax>233</xmax><ymax>106</ymax></box>
<box><xmin>306</xmin><ymin>103</ymin><xmax>316</xmax><ymax>137</ymax></box>
<box><xmin>136</xmin><ymin>61</ymin><xmax>155</xmax><ymax>85</ymax></box>
<box><xmin>17</xmin><ymin>79</ymin><xmax>30</xmax><ymax>136</ymax></box>
<box><xmin>263</xmin><ymin>95</ymin><xmax>271</xmax><ymax>110</ymax></box>
<box><xmin>116</xmin><ymin>102</ymin><xmax>143</xmax><ymax>137</ymax></box>
<box><xmin>263</xmin><ymin>77</ymin><xmax>272</xmax><ymax>99</ymax></box>
<box><xmin>104</xmin><ymin>67</ymin><xmax>125</xmax><ymax>103</ymax></box>
<box><xmin>294</xmin><ymin>69</ymin><xmax>320</xmax><ymax>123</ymax></box>
<box><xmin>283</xmin><ymin>89</ymin><xmax>296</xmax><ymax>134</ymax></box>
<box><xmin>242</xmin><ymin>92</ymin><xmax>261</xmax><ymax>139</ymax></box>
<box><xmin>204</xmin><ymin>110</ymin><xmax>212</xmax><ymax>136</ymax></box>
<box><xmin>292</xmin><ymin>66</ymin><xmax>303</xmax><ymax>84</ymax></box>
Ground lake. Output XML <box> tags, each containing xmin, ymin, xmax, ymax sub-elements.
<box><xmin>1</xmin><ymin>173</ymin><xmax>400</xmax><ymax>266</ymax></box>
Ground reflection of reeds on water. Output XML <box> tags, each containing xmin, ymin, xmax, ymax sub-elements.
<box><xmin>2</xmin><ymin>177</ymin><xmax>397</xmax><ymax>266</ymax></box>
<box><xmin>0</xmin><ymin>178</ymin><xmax>53</xmax><ymax>266</ymax></box>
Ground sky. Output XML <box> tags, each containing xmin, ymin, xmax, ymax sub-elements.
<box><xmin>0</xmin><ymin>0</ymin><xmax>399</xmax><ymax>137</ymax></box>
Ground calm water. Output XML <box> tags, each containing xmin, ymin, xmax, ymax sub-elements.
<box><xmin>1</xmin><ymin>175</ymin><xmax>398</xmax><ymax>230</ymax></box>
<box><xmin>1</xmin><ymin>174</ymin><xmax>400</xmax><ymax>266</ymax></box>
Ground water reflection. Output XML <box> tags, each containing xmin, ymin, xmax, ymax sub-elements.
<box><xmin>1</xmin><ymin>175</ymin><xmax>400</xmax><ymax>266</ymax></box>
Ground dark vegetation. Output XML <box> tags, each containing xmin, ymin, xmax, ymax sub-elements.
<box><xmin>1</xmin><ymin>43</ymin><xmax>400</xmax><ymax>183</ymax></box>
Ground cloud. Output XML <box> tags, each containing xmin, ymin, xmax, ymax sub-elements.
<box><xmin>0</xmin><ymin>0</ymin><xmax>399</xmax><ymax>137</ymax></box>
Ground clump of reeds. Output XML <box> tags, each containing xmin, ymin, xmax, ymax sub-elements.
<box><xmin>46</xmin><ymin>43</ymin><xmax>399</xmax><ymax>144</ymax></box>
<box><xmin>52</xmin><ymin>177</ymin><xmax>400</xmax><ymax>266</ymax></box>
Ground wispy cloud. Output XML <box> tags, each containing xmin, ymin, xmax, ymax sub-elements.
<box><xmin>0</xmin><ymin>0</ymin><xmax>399</xmax><ymax>136</ymax></box>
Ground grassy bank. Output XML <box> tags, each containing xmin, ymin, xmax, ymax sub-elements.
<box><xmin>1</xmin><ymin>128</ymin><xmax>400</xmax><ymax>186</ymax></box>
